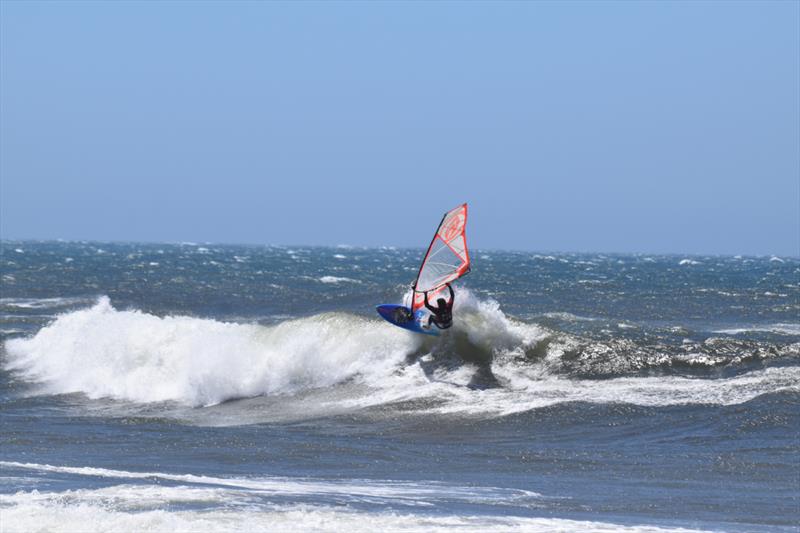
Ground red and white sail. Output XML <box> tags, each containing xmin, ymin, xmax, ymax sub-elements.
<box><xmin>411</xmin><ymin>203</ymin><xmax>470</xmax><ymax>312</ymax></box>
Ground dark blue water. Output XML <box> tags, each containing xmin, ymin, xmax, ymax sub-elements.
<box><xmin>1</xmin><ymin>241</ymin><xmax>798</xmax><ymax>532</ymax></box>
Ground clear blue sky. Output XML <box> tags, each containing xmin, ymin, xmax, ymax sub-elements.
<box><xmin>1</xmin><ymin>1</ymin><xmax>798</xmax><ymax>255</ymax></box>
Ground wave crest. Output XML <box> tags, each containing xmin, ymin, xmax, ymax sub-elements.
<box><xmin>3</xmin><ymin>297</ymin><xmax>414</xmax><ymax>406</ymax></box>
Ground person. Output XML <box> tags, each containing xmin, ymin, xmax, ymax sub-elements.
<box><xmin>423</xmin><ymin>283</ymin><xmax>454</xmax><ymax>330</ymax></box>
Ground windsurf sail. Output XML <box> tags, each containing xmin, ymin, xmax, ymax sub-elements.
<box><xmin>411</xmin><ymin>203</ymin><xmax>470</xmax><ymax>312</ymax></box>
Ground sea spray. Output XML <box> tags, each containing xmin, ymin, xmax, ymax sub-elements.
<box><xmin>4</xmin><ymin>296</ymin><xmax>414</xmax><ymax>406</ymax></box>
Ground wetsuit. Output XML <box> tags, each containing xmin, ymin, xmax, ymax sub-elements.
<box><xmin>424</xmin><ymin>284</ymin><xmax>454</xmax><ymax>330</ymax></box>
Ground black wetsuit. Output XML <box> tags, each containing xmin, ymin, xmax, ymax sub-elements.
<box><xmin>424</xmin><ymin>284</ymin><xmax>454</xmax><ymax>329</ymax></box>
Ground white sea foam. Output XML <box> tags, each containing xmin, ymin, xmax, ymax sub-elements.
<box><xmin>713</xmin><ymin>323</ymin><xmax>800</xmax><ymax>336</ymax></box>
<box><xmin>578</xmin><ymin>279</ymin><xmax>606</xmax><ymax>285</ymax></box>
<box><xmin>453</xmin><ymin>366</ymin><xmax>799</xmax><ymax>415</ymax></box>
<box><xmin>678</xmin><ymin>259</ymin><xmax>701</xmax><ymax>266</ymax></box>
<box><xmin>0</xmin><ymin>489</ymin><xmax>711</xmax><ymax>533</ymax></box>
<box><xmin>334</xmin><ymin>362</ymin><xmax>800</xmax><ymax>417</ymax></box>
<box><xmin>538</xmin><ymin>312</ymin><xmax>599</xmax><ymax>322</ymax></box>
<box><xmin>0</xmin><ymin>461</ymin><xmax>540</xmax><ymax>504</ymax></box>
<box><xmin>318</xmin><ymin>276</ymin><xmax>359</xmax><ymax>284</ymax></box>
<box><xmin>0</xmin><ymin>463</ymin><xmax>711</xmax><ymax>533</ymax></box>
<box><xmin>0</xmin><ymin>297</ymin><xmax>95</xmax><ymax>311</ymax></box>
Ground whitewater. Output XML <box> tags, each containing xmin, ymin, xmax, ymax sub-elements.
<box><xmin>4</xmin><ymin>295</ymin><xmax>797</xmax><ymax>415</ymax></box>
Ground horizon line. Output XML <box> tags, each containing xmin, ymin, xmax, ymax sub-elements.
<box><xmin>1</xmin><ymin>237</ymin><xmax>797</xmax><ymax>260</ymax></box>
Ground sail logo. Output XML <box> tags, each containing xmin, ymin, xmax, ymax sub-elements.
<box><xmin>441</xmin><ymin>214</ymin><xmax>464</xmax><ymax>241</ymax></box>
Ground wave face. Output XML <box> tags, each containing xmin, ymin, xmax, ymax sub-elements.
<box><xmin>4</xmin><ymin>293</ymin><xmax>798</xmax><ymax>417</ymax></box>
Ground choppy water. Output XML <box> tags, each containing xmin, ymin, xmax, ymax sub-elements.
<box><xmin>1</xmin><ymin>241</ymin><xmax>798</xmax><ymax>532</ymax></box>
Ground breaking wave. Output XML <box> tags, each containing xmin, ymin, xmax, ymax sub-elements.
<box><xmin>3</xmin><ymin>296</ymin><xmax>412</xmax><ymax>406</ymax></box>
<box><xmin>2</xmin><ymin>295</ymin><xmax>798</xmax><ymax>415</ymax></box>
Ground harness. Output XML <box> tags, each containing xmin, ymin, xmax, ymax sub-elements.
<box><xmin>431</xmin><ymin>306</ymin><xmax>453</xmax><ymax>329</ymax></box>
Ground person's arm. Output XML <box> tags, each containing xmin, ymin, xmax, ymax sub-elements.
<box><xmin>446</xmin><ymin>284</ymin><xmax>455</xmax><ymax>309</ymax></box>
<box><xmin>424</xmin><ymin>291</ymin><xmax>436</xmax><ymax>312</ymax></box>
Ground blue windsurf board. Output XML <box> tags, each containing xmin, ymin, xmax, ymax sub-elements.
<box><xmin>376</xmin><ymin>304</ymin><xmax>440</xmax><ymax>336</ymax></box>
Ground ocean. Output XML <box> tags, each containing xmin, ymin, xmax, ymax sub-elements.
<box><xmin>0</xmin><ymin>241</ymin><xmax>798</xmax><ymax>532</ymax></box>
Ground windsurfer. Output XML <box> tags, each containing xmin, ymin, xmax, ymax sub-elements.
<box><xmin>423</xmin><ymin>283</ymin><xmax>454</xmax><ymax>330</ymax></box>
